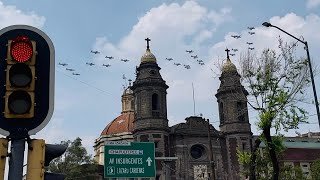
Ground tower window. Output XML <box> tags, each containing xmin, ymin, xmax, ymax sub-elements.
<box><xmin>152</xmin><ymin>93</ymin><xmax>159</xmax><ymax>110</ymax></box>
<box><xmin>134</xmin><ymin>95</ymin><xmax>138</xmax><ymax>114</ymax></box>
<box><xmin>237</xmin><ymin>102</ymin><xmax>245</xmax><ymax>121</ymax></box>
<box><xmin>219</xmin><ymin>102</ymin><xmax>224</xmax><ymax>124</ymax></box>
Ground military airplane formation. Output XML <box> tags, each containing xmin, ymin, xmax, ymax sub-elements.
<box><xmin>61</xmin><ymin>26</ymin><xmax>258</xmax><ymax>79</ymax></box>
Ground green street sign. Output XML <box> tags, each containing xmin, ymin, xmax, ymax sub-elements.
<box><xmin>104</xmin><ymin>141</ymin><xmax>156</xmax><ymax>178</ymax></box>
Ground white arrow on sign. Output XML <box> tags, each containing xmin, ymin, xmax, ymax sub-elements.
<box><xmin>146</xmin><ymin>157</ymin><xmax>152</xmax><ymax>166</ymax></box>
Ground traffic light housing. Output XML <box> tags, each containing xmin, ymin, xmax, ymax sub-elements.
<box><xmin>0</xmin><ymin>138</ymin><xmax>8</xmax><ymax>180</ymax></box>
<box><xmin>0</xmin><ymin>25</ymin><xmax>55</xmax><ymax>139</ymax></box>
<box><xmin>26</xmin><ymin>139</ymin><xmax>67</xmax><ymax>180</ymax></box>
<box><xmin>4</xmin><ymin>36</ymin><xmax>36</xmax><ymax>118</ymax></box>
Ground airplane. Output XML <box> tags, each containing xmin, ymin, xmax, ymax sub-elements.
<box><xmin>246</xmin><ymin>42</ymin><xmax>253</xmax><ymax>45</ymax></box>
<box><xmin>232</xmin><ymin>48</ymin><xmax>238</xmax><ymax>52</ymax></box>
<box><xmin>248</xmin><ymin>31</ymin><xmax>255</xmax><ymax>35</ymax></box>
<box><xmin>247</xmin><ymin>27</ymin><xmax>255</xmax><ymax>30</ymax></box>
<box><xmin>72</xmin><ymin>72</ymin><xmax>80</xmax><ymax>76</ymax></box>
<box><xmin>184</xmin><ymin>65</ymin><xmax>191</xmax><ymax>69</ymax></box>
<box><xmin>105</xmin><ymin>56</ymin><xmax>114</xmax><ymax>59</ymax></box>
<box><xmin>91</xmin><ymin>50</ymin><xmax>100</xmax><ymax>54</ymax></box>
<box><xmin>230</xmin><ymin>53</ymin><xmax>235</xmax><ymax>56</ymax></box>
<box><xmin>231</xmin><ymin>35</ymin><xmax>241</xmax><ymax>39</ymax></box>
<box><xmin>191</xmin><ymin>55</ymin><xmax>198</xmax><ymax>59</ymax></box>
<box><xmin>165</xmin><ymin>58</ymin><xmax>173</xmax><ymax>61</ymax></box>
<box><xmin>248</xmin><ymin>47</ymin><xmax>255</xmax><ymax>50</ymax></box>
<box><xmin>59</xmin><ymin>62</ymin><xmax>68</xmax><ymax>66</ymax></box>
<box><xmin>86</xmin><ymin>62</ymin><xmax>95</xmax><ymax>66</ymax></box>
<box><xmin>121</xmin><ymin>59</ymin><xmax>129</xmax><ymax>62</ymax></box>
<box><xmin>66</xmin><ymin>68</ymin><xmax>75</xmax><ymax>71</ymax></box>
<box><xmin>174</xmin><ymin>63</ymin><xmax>181</xmax><ymax>66</ymax></box>
<box><xmin>186</xmin><ymin>50</ymin><xmax>193</xmax><ymax>53</ymax></box>
<box><xmin>102</xmin><ymin>64</ymin><xmax>111</xmax><ymax>67</ymax></box>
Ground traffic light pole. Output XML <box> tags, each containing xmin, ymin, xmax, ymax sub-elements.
<box><xmin>8</xmin><ymin>139</ymin><xmax>25</xmax><ymax>180</ymax></box>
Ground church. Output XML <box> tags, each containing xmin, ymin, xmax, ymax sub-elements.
<box><xmin>93</xmin><ymin>38</ymin><xmax>320</xmax><ymax>180</ymax></box>
<box><xmin>94</xmin><ymin>38</ymin><xmax>252</xmax><ymax>180</ymax></box>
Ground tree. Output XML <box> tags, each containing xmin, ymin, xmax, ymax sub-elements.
<box><xmin>310</xmin><ymin>159</ymin><xmax>320</xmax><ymax>180</ymax></box>
<box><xmin>47</xmin><ymin>137</ymin><xmax>98</xmax><ymax>180</ymax></box>
<box><xmin>238</xmin><ymin>39</ymin><xmax>311</xmax><ymax>180</ymax></box>
<box><xmin>238</xmin><ymin>146</ymin><xmax>306</xmax><ymax>180</ymax></box>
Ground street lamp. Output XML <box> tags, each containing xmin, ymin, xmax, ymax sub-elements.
<box><xmin>262</xmin><ymin>21</ymin><xmax>320</xmax><ymax>129</ymax></box>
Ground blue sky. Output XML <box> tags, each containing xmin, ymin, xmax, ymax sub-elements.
<box><xmin>0</xmin><ymin>0</ymin><xmax>320</xmax><ymax>157</ymax></box>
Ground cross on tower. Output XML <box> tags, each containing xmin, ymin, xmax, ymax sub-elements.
<box><xmin>225</xmin><ymin>48</ymin><xmax>230</xmax><ymax>59</ymax></box>
<box><xmin>145</xmin><ymin>37</ymin><xmax>151</xmax><ymax>49</ymax></box>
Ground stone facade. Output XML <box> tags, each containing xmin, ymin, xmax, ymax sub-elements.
<box><xmin>94</xmin><ymin>43</ymin><xmax>253</xmax><ymax>180</ymax></box>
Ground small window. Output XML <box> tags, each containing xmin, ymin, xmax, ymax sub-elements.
<box><xmin>237</xmin><ymin>102</ymin><xmax>245</xmax><ymax>121</ymax></box>
<box><xmin>242</xmin><ymin>142</ymin><xmax>246</xmax><ymax>151</ymax></box>
<box><xmin>154</xmin><ymin>141</ymin><xmax>159</xmax><ymax>148</ymax></box>
<box><xmin>219</xmin><ymin>102</ymin><xmax>224</xmax><ymax>123</ymax></box>
<box><xmin>152</xmin><ymin>93</ymin><xmax>159</xmax><ymax>110</ymax></box>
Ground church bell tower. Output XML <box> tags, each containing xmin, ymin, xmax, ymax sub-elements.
<box><xmin>215</xmin><ymin>49</ymin><xmax>252</xmax><ymax>180</ymax></box>
<box><xmin>131</xmin><ymin>38</ymin><xmax>170</xmax><ymax>180</ymax></box>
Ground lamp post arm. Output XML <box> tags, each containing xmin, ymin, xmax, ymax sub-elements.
<box><xmin>305</xmin><ymin>42</ymin><xmax>320</xmax><ymax>127</ymax></box>
<box><xmin>271</xmin><ymin>25</ymin><xmax>306</xmax><ymax>45</ymax></box>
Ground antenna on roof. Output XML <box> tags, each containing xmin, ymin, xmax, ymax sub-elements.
<box><xmin>192</xmin><ymin>82</ymin><xmax>196</xmax><ymax>116</ymax></box>
<box><xmin>122</xmin><ymin>74</ymin><xmax>127</xmax><ymax>88</ymax></box>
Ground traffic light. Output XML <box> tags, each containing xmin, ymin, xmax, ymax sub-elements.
<box><xmin>0</xmin><ymin>138</ymin><xmax>8</xmax><ymax>180</ymax></box>
<box><xmin>4</xmin><ymin>35</ymin><xmax>36</xmax><ymax>118</ymax></box>
<box><xmin>0</xmin><ymin>25</ymin><xmax>55</xmax><ymax>139</ymax></box>
<box><xmin>26</xmin><ymin>139</ymin><xmax>45</xmax><ymax>180</ymax></box>
<box><xmin>26</xmin><ymin>139</ymin><xmax>67</xmax><ymax>180</ymax></box>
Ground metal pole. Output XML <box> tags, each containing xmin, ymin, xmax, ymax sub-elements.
<box><xmin>207</xmin><ymin>119</ymin><xmax>215</xmax><ymax>180</ymax></box>
<box><xmin>8</xmin><ymin>138</ymin><xmax>25</xmax><ymax>180</ymax></box>
<box><xmin>305</xmin><ymin>42</ymin><xmax>320</xmax><ymax>128</ymax></box>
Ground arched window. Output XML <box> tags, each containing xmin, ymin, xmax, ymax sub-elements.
<box><xmin>152</xmin><ymin>93</ymin><xmax>159</xmax><ymax>110</ymax></box>
<box><xmin>219</xmin><ymin>102</ymin><xmax>224</xmax><ymax>123</ymax></box>
<box><xmin>237</xmin><ymin>101</ymin><xmax>245</xmax><ymax>121</ymax></box>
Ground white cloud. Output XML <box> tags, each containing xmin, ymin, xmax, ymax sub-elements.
<box><xmin>0</xmin><ymin>1</ymin><xmax>45</xmax><ymax>29</ymax></box>
<box><xmin>306</xmin><ymin>0</ymin><xmax>320</xmax><ymax>9</ymax></box>
<box><xmin>207</xmin><ymin>7</ymin><xmax>233</xmax><ymax>26</ymax></box>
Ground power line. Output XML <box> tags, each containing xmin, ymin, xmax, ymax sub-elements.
<box><xmin>55</xmin><ymin>69</ymin><xmax>111</xmax><ymax>95</ymax></box>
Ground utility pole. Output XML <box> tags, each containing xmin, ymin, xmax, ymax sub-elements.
<box><xmin>207</xmin><ymin>119</ymin><xmax>216</xmax><ymax>180</ymax></box>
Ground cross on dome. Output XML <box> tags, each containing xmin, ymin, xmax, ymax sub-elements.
<box><xmin>145</xmin><ymin>37</ymin><xmax>151</xmax><ymax>49</ymax></box>
<box><xmin>225</xmin><ymin>48</ymin><xmax>230</xmax><ymax>59</ymax></box>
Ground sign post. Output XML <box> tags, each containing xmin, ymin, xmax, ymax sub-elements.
<box><xmin>104</xmin><ymin>142</ymin><xmax>156</xmax><ymax>178</ymax></box>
